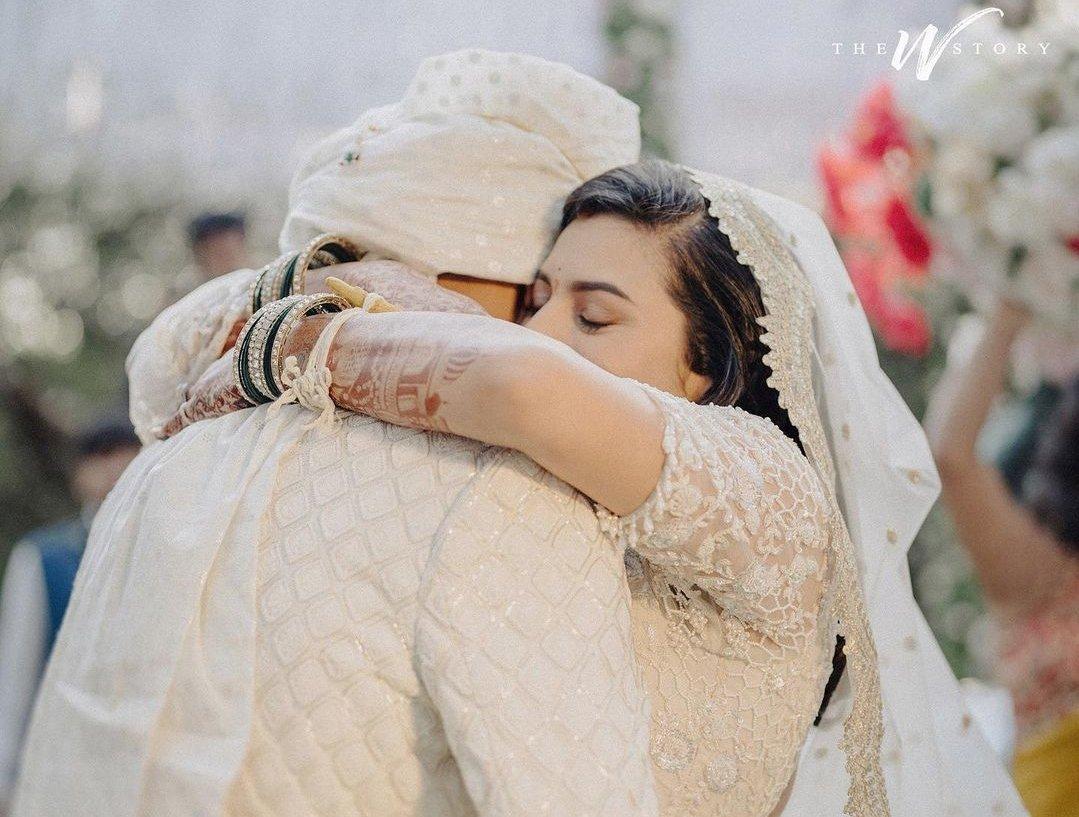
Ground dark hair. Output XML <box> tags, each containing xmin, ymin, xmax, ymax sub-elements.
<box><xmin>75</xmin><ymin>418</ymin><xmax>140</xmax><ymax>459</ymax></box>
<box><xmin>1023</xmin><ymin>375</ymin><xmax>1079</xmax><ymax>554</ymax></box>
<box><xmin>559</xmin><ymin>160</ymin><xmax>800</xmax><ymax>448</ymax></box>
<box><xmin>188</xmin><ymin>212</ymin><xmax>246</xmax><ymax>246</ymax></box>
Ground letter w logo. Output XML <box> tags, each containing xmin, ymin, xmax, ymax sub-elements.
<box><xmin>893</xmin><ymin>7</ymin><xmax>1004</xmax><ymax>80</ymax></box>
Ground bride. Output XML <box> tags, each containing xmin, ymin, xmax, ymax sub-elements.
<box><xmin>165</xmin><ymin>160</ymin><xmax>1027</xmax><ymax>816</ymax></box>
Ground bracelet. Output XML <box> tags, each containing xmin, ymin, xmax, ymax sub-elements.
<box><xmin>248</xmin><ymin>234</ymin><xmax>361</xmax><ymax>313</ymax></box>
<box><xmin>234</xmin><ymin>297</ymin><xmax>293</xmax><ymax>404</ymax></box>
<box><xmin>233</xmin><ymin>293</ymin><xmax>351</xmax><ymax>404</ymax></box>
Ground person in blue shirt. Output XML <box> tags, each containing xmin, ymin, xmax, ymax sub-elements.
<box><xmin>0</xmin><ymin>419</ymin><xmax>140</xmax><ymax>810</ymax></box>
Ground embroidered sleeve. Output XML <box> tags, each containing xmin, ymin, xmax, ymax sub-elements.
<box><xmin>600</xmin><ymin>380</ymin><xmax>835</xmax><ymax>815</ymax></box>
<box><xmin>126</xmin><ymin>269</ymin><xmax>255</xmax><ymax>443</ymax></box>
<box><xmin>615</xmin><ymin>379</ymin><xmax>831</xmax><ymax>644</ymax></box>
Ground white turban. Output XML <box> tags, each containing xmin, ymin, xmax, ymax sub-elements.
<box><xmin>279</xmin><ymin>49</ymin><xmax>641</xmax><ymax>284</ymax></box>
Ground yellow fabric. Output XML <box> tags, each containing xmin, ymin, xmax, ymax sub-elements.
<box><xmin>1013</xmin><ymin>708</ymin><xmax>1079</xmax><ymax>817</ymax></box>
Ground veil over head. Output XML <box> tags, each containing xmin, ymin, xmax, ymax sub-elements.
<box><xmin>685</xmin><ymin>170</ymin><xmax>1028</xmax><ymax>816</ymax></box>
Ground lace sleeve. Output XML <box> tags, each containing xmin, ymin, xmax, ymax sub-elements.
<box><xmin>126</xmin><ymin>269</ymin><xmax>255</xmax><ymax>443</ymax></box>
<box><xmin>615</xmin><ymin>379</ymin><xmax>832</xmax><ymax>645</ymax></box>
<box><xmin>602</xmin><ymin>380</ymin><xmax>835</xmax><ymax>815</ymax></box>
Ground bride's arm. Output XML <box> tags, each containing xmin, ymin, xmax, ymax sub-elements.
<box><xmin>163</xmin><ymin>307</ymin><xmax>665</xmax><ymax>515</ymax></box>
<box><xmin>127</xmin><ymin>268</ymin><xmax>256</xmax><ymax>443</ymax></box>
<box><xmin>148</xmin><ymin>257</ymin><xmax>487</xmax><ymax>440</ymax></box>
<box><xmin>304</xmin><ymin>310</ymin><xmax>666</xmax><ymax>515</ymax></box>
<box><xmin>303</xmin><ymin>260</ymin><xmax>489</xmax><ymax>316</ymax></box>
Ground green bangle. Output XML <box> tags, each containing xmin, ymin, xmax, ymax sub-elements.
<box><xmin>233</xmin><ymin>313</ymin><xmax>269</xmax><ymax>405</ymax></box>
<box><xmin>265</xmin><ymin>294</ymin><xmax>351</xmax><ymax>398</ymax></box>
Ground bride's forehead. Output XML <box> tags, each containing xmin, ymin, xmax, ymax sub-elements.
<box><xmin>550</xmin><ymin>215</ymin><xmax>668</xmax><ymax>267</ymax></box>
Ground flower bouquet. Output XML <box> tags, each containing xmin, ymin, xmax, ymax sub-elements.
<box><xmin>894</xmin><ymin>5</ymin><xmax>1079</xmax><ymax>380</ymax></box>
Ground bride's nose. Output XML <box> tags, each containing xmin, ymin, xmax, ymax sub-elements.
<box><xmin>520</xmin><ymin>301</ymin><xmax>569</xmax><ymax>344</ymax></box>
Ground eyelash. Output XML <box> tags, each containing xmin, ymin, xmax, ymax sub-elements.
<box><xmin>575</xmin><ymin>314</ymin><xmax>609</xmax><ymax>333</ymax></box>
<box><xmin>522</xmin><ymin>292</ymin><xmax>611</xmax><ymax>333</ymax></box>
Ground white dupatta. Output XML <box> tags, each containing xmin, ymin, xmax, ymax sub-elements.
<box><xmin>693</xmin><ymin>173</ymin><xmax>1027</xmax><ymax>816</ymax></box>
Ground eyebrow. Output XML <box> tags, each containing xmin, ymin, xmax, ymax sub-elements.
<box><xmin>534</xmin><ymin>270</ymin><xmax>635</xmax><ymax>303</ymax></box>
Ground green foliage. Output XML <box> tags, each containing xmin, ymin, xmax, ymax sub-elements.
<box><xmin>0</xmin><ymin>171</ymin><xmax>188</xmax><ymax>564</ymax></box>
<box><xmin>604</xmin><ymin>0</ymin><xmax>676</xmax><ymax>159</ymax></box>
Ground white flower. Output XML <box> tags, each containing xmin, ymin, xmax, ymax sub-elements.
<box><xmin>930</xmin><ymin>143</ymin><xmax>994</xmax><ymax>219</ymax></box>
<box><xmin>1023</xmin><ymin>126</ymin><xmax>1079</xmax><ymax>187</ymax></box>
<box><xmin>897</xmin><ymin>8</ymin><xmax>1079</xmax><ymax>373</ymax></box>
<box><xmin>1018</xmin><ymin>244</ymin><xmax>1079</xmax><ymax>324</ymax></box>
<box><xmin>985</xmin><ymin>168</ymin><xmax>1055</xmax><ymax>245</ymax></box>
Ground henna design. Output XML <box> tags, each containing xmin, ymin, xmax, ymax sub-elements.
<box><xmin>158</xmin><ymin>355</ymin><xmax>250</xmax><ymax>439</ymax></box>
<box><xmin>308</xmin><ymin>260</ymin><xmax>488</xmax><ymax>315</ymax></box>
<box><xmin>329</xmin><ymin>320</ymin><xmax>485</xmax><ymax>433</ymax></box>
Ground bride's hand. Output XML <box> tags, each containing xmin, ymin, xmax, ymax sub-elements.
<box><xmin>305</xmin><ymin>259</ymin><xmax>488</xmax><ymax>315</ymax></box>
<box><xmin>157</xmin><ymin>311</ymin><xmax>334</xmax><ymax>440</ymax></box>
<box><xmin>157</xmin><ymin>354</ymin><xmax>249</xmax><ymax>439</ymax></box>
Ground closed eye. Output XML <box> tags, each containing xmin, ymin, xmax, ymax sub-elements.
<box><xmin>576</xmin><ymin>313</ymin><xmax>611</xmax><ymax>333</ymax></box>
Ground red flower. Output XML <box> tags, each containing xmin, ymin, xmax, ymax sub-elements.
<box><xmin>885</xmin><ymin>197</ymin><xmax>933</xmax><ymax>270</ymax></box>
<box><xmin>853</xmin><ymin>82</ymin><xmax>910</xmax><ymax>162</ymax></box>
<box><xmin>1067</xmin><ymin>235</ymin><xmax>1079</xmax><ymax>255</ymax></box>
<box><xmin>816</xmin><ymin>80</ymin><xmax>934</xmax><ymax>357</ymax></box>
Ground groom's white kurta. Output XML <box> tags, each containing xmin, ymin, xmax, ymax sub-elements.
<box><xmin>13</xmin><ymin>50</ymin><xmax>666</xmax><ymax>816</ymax></box>
<box><xmin>14</xmin><ymin>397</ymin><xmax>657</xmax><ymax>817</ymax></box>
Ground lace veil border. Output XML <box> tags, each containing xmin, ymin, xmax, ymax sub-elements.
<box><xmin>686</xmin><ymin>169</ymin><xmax>889</xmax><ymax>817</ymax></box>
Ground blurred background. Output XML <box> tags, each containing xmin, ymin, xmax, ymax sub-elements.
<box><xmin>1</xmin><ymin>0</ymin><xmax>1076</xmax><ymax>814</ymax></box>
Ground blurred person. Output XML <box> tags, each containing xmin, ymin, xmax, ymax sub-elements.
<box><xmin>0</xmin><ymin>420</ymin><xmax>139</xmax><ymax>812</ymax></box>
<box><xmin>928</xmin><ymin>300</ymin><xmax>1079</xmax><ymax>817</ymax></box>
<box><xmin>189</xmin><ymin>212</ymin><xmax>249</xmax><ymax>280</ymax></box>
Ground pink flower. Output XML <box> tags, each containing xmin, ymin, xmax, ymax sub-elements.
<box><xmin>853</xmin><ymin>82</ymin><xmax>910</xmax><ymax>162</ymax></box>
<box><xmin>817</xmin><ymin>80</ymin><xmax>934</xmax><ymax>357</ymax></box>
<box><xmin>881</xmin><ymin>298</ymin><xmax>932</xmax><ymax>357</ymax></box>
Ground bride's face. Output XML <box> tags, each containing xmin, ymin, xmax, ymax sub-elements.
<box><xmin>522</xmin><ymin>214</ymin><xmax>711</xmax><ymax>400</ymax></box>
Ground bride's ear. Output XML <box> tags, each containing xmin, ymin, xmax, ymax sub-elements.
<box><xmin>677</xmin><ymin>357</ymin><xmax>711</xmax><ymax>403</ymax></box>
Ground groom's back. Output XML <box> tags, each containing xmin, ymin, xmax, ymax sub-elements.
<box><xmin>224</xmin><ymin>411</ymin><xmax>486</xmax><ymax>817</ymax></box>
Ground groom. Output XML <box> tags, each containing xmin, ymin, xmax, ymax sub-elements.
<box><xmin>13</xmin><ymin>50</ymin><xmax>657</xmax><ymax>817</ymax></box>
